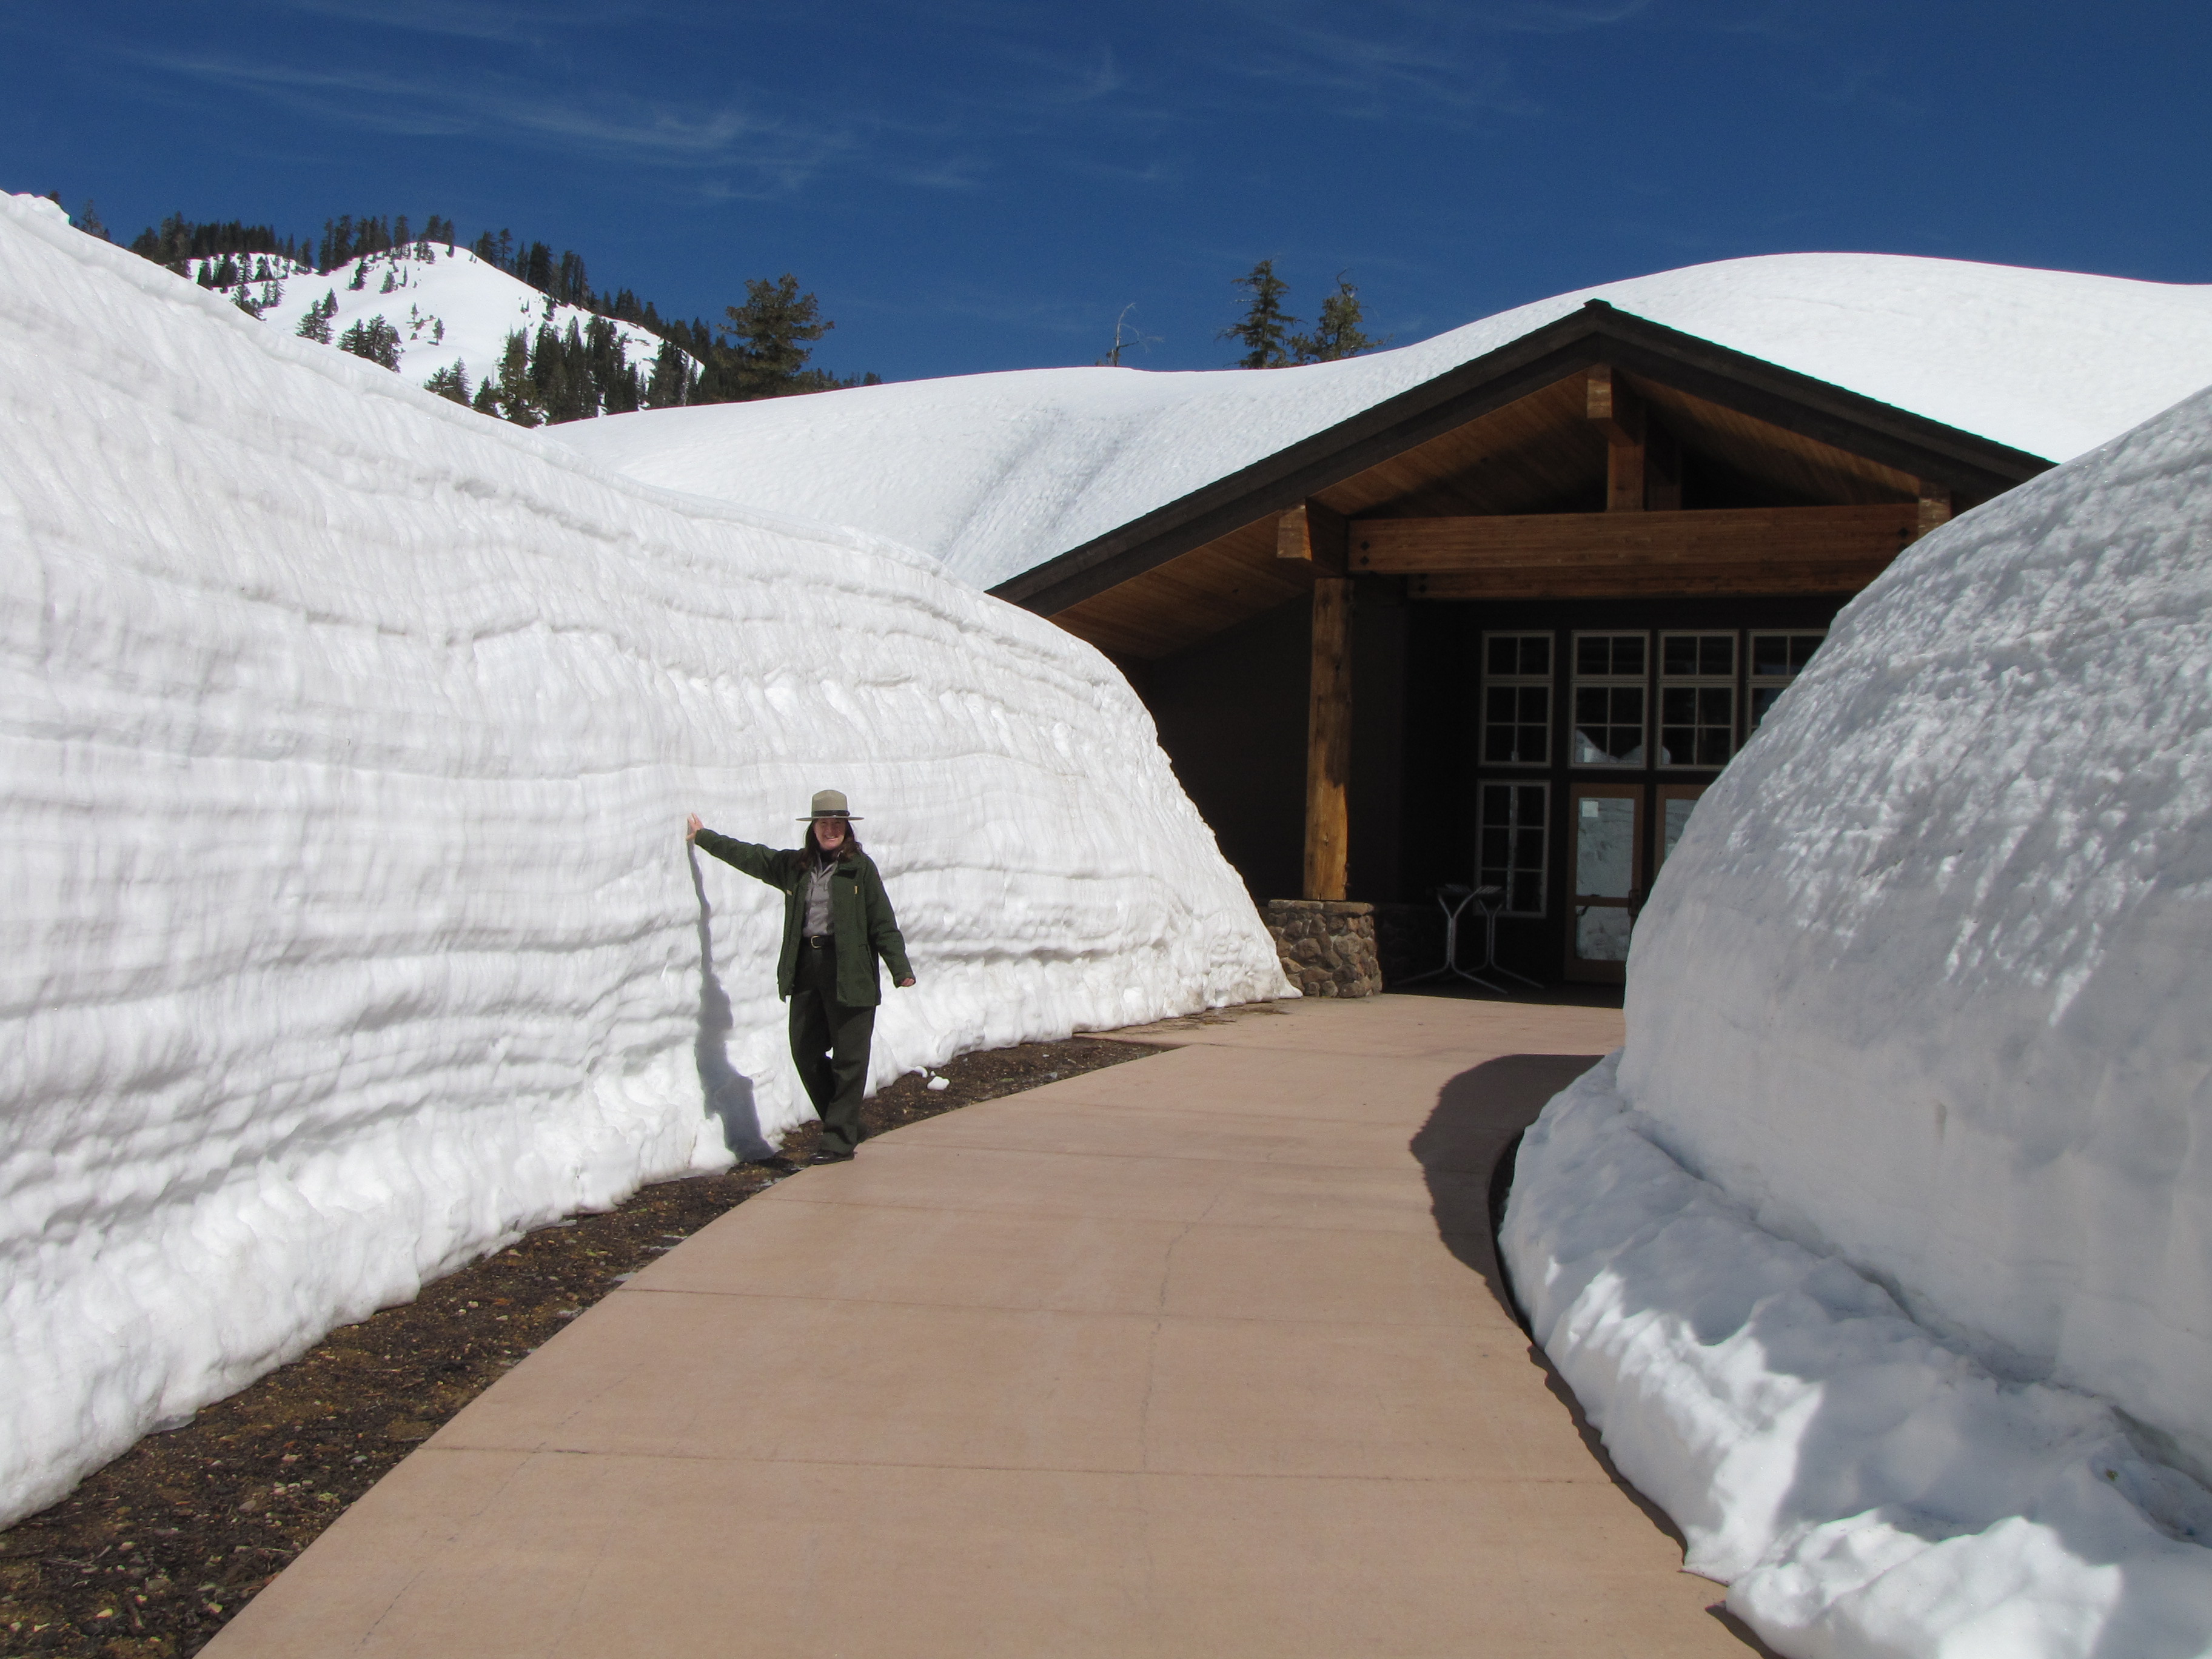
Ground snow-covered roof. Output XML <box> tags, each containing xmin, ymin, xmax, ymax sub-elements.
<box><xmin>553</xmin><ymin>253</ymin><xmax>2212</xmax><ymax>591</ymax></box>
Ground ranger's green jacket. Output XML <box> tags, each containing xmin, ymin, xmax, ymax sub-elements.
<box><xmin>694</xmin><ymin>830</ymin><xmax>913</xmax><ymax>1007</ymax></box>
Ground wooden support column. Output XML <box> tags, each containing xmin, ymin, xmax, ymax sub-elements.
<box><xmin>1282</xmin><ymin>499</ymin><xmax>1356</xmax><ymax>900</ymax></box>
<box><xmin>1587</xmin><ymin>364</ymin><xmax>1647</xmax><ymax>512</ymax></box>
<box><xmin>1304</xmin><ymin>574</ymin><xmax>1353</xmax><ymax>901</ymax></box>
<box><xmin>1915</xmin><ymin>481</ymin><xmax>1953</xmax><ymax>540</ymax></box>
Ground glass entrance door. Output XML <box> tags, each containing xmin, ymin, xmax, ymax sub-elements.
<box><xmin>1567</xmin><ymin>783</ymin><xmax>1643</xmax><ymax>982</ymax></box>
<box><xmin>1657</xmin><ymin>783</ymin><xmax>1707</xmax><ymax>874</ymax></box>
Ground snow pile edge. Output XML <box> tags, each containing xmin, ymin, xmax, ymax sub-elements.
<box><xmin>1502</xmin><ymin>1059</ymin><xmax>2212</xmax><ymax>1659</ymax></box>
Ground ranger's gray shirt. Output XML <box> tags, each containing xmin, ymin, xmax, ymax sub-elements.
<box><xmin>803</xmin><ymin>856</ymin><xmax>834</xmax><ymax>937</ymax></box>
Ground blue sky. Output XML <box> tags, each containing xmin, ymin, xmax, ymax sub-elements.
<box><xmin>4</xmin><ymin>1</ymin><xmax>2205</xmax><ymax>383</ymax></box>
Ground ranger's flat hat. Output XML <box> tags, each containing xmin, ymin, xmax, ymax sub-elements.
<box><xmin>799</xmin><ymin>788</ymin><xmax>861</xmax><ymax>820</ymax></box>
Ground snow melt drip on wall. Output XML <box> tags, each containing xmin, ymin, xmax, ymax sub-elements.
<box><xmin>0</xmin><ymin>194</ymin><xmax>1287</xmax><ymax>1527</ymax></box>
<box><xmin>1504</xmin><ymin>384</ymin><xmax>2212</xmax><ymax>1657</ymax></box>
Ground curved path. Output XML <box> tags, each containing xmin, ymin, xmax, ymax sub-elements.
<box><xmin>208</xmin><ymin>994</ymin><xmax>1762</xmax><ymax>1657</ymax></box>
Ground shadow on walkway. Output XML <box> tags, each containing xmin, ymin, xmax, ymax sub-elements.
<box><xmin>1410</xmin><ymin>1053</ymin><xmax>1781</xmax><ymax>1659</ymax></box>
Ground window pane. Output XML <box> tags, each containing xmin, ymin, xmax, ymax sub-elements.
<box><xmin>1663</xmin><ymin>796</ymin><xmax>1698</xmax><ymax>862</ymax></box>
<box><xmin>1752</xmin><ymin>634</ymin><xmax>1792</xmax><ymax>677</ymax></box>
<box><xmin>1486</xmin><ymin>635</ymin><xmax>1518</xmax><ymax>676</ymax></box>
<box><xmin>1751</xmin><ymin>685</ymin><xmax>1785</xmax><ymax>727</ymax></box>
<box><xmin>1575</xmin><ymin>796</ymin><xmax>1636</xmax><ymax>897</ymax></box>
<box><xmin>1700</xmin><ymin>635</ymin><xmax>1734</xmax><ymax>675</ymax></box>
<box><xmin>1576</xmin><ymin>907</ymin><xmax>1635</xmax><ymax>962</ymax></box>
<box><xmin>1663</xmin><ymin>634</ymin><xmax>1697</xmax><ymax>676</ymax></box>
<box><xmin>1614</xmin><ymin>635</ymin><xmax>1645</xmax><ymax>675</ymax></box>
<box><xmin>1478</xmin><ymin>783</ymin><xmax>1547</xmax><ymax>916</ymax></box>
<box><xmin>1577</xmin><ymin>635</ymin><xmax>1610</xmax><ymax>676</ymax></box>
<box><xmin>1572</xmin><ymin>688</ymin><xmax>1643</xmax><ymax>765</ymax></box>
<box><xmin>1517</xmin><ymin>636</ymin><xmax>1551</xmax><ymax>675</ymax></box>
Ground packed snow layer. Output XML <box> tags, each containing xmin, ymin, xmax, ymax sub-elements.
<box><xmin>1503</xmin><ymin>1060</ymin><xmax>2212</xmax><ymax>1659</ymax></box>
<box><xmin>0</xmin><ymin>193</ymin><xmax>1287</xmax><ymax>1527</ymax></box>
<box><xmin>1500</xmin><ymin>381</ymin><xmax>2212</xmax><ymax>1654</ymax></box>
<box><xmin>194</xmin><ymin>241</ymin><xmax>673</xmax><ymax>394</ymax></box>
<box><xmin>553</xmin><ymin>253</ymin><xmax>2212</xmax><ymax>589</ymax></box>
<box><xmin>1617</xmin><ymin>380</ymin><xmax>2212</xmax><ymax>1470</ymax></box>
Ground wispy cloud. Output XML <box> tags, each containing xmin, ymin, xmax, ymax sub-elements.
<box><xmin>130</xmin><ymin>50</ymin><xmax>860</xmax><ymax>193</ymax></box>
<box><xmin>273</xmin><ymin>0</ymin><xmax>571</xmax><ymax>45</ymax></box>
<box><xmin>1204</xmin><ymin>0</ymin><xmax>1549</xmax><ymax>123</ymax></box>
<box><xmin>1478</xmin><ymin>0</ymin><xmax>1652</xmax><ymax>35</ymax></box>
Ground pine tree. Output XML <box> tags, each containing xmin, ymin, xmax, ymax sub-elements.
<box><xmin>423</xmin><ymin>363</ymin><xmax>471</xmax><ymax>404</ymax></box>
<box><xmin>337</xmin><ymin>315</ymin><xmax>401</xmax><ymax>370</ymax></box>
<box><xmin>75</xmin><ymin>199</ymin><xmax>108</xmax><ymax>241</ymax></box>
<box><xmin>1218</xmin><ymin>260</ymin><xmax>1296</xmax><ymax>369</ymax></box>
<box><xmin>1288</xmin><ymin>273</ymin><xmax>1390</xmax><ymax>363</ymax></box>
<box><xmin>491</xmin><ymin>329</ymin><xmax>540</xmax><ymax>426</ymax></box>
<box><xmin>296</xmin><ymin>290</ymin><xmax>338</xmax><ymax>344</ymax></box>
<box><xmin>348</xmin><ymin>261</ymin><xmax>368</xmax><ymax>291</ymax></box>
<box><xmin>471</xmin><ymin>380</ymin><xmax>500</xmax><ymax>416</ymax></box>
<box><xmin>719</xmin><ymin>275</ymin><xmax>834</xmax><ymax>399</ymax></box>
<box><xmin>380</xmin><ymin>267</ymin><xmax>397</xmax><ymax>293</ymax></box>
<box><xmin>643</xmin><ymin>338</ymin><xmax>694</xmax><ymax>408</ymax></box>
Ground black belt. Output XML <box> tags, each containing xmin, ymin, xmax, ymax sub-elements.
<box><xmin>803</xmin><ymin>934</ymin><xmax>833</xmax><ymax>950</ymax></box>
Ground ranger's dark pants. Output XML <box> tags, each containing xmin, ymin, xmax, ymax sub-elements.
<box><xmin>789</xmin><ymin>936</ymin><xmax>874</xmax><ymax>1156</ymax></box>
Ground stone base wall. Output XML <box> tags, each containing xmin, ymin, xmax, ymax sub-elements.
<box><xmin>1265</xmin><ymin>899</ymin><xmax>1382</xmax><ymax>999</ymax></box>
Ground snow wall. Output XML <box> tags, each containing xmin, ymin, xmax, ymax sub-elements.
<box><xmin>1503</xmin><ymin>386</ymin><xmax>2212</xmax><ymax>1655</ymax></box>
<box><xmin>0</xmin><ymin>193</ymin><xmax>1288</xmax><ymax>1528</ymax></box>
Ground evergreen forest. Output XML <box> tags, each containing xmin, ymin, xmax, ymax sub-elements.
<box><xmin>47</xmin><ymin>199</ymin><xmax>1394</xmax><ymax>429</ymax></box>
<box><xmin>108</xmin><ymin>206</ymin><xmax>873</xmax><ymax>424</ymax></box>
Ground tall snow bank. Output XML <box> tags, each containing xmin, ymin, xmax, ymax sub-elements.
<box><xmin>1505</xmin><ymin>1062</ymin><xmax>2212</xmax><ymax>1658</ymax></box>
<box><xmin>1504</xmin><ymin>385</ymin><xmax>2212</xmax><ymax>1654</ymax></box>
<box><xmin>0</xmin><ymin>194</ymin><xmax>1287</xmax><ymax>1528</ymax></box>
<box><xmin>554</xmin><ymin>255</ymin><xmax>2212</xmax><ymax>589</ymax></box>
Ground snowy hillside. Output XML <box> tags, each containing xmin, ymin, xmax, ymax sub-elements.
<box><xmin>0</xmin><ymin>192</ymin><xmax>1287</xmax><ymax>1529</ymax></box>
<box><xmin>1503</xmin><ymin>387</ymin><xmax>2212</xmax><ymax>1656</ymax></box>
<box><xmin>187</xmin><ymin>237</ymin><xmax>680</xmax><ymax>400</ymax></box>
<box><xmin>554</xmin><ymin>253</ymin><xmax>2212</xmax><ymax>591</ymax></box>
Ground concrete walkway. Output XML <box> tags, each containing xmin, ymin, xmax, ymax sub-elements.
<box><xmin>209</xmin><ymin>994</ymin><xmax>1759</xmax><ymax>1657</ymax></box>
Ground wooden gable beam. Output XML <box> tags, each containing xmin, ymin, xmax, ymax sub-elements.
<box><xmin>1587</xmin><ymin>364</ymin><xmax>1647</xmax><ymax>512</ymax></box>
<box><xmin>1351</xmin><ymin>502</ymin><xmax>1918</xmax><ymax>598</ymax></box>
<box><xmin>1275</xmin><ymin>500</ymin><xmax>1348</xmax><ymax>574</ymax></box>
<box><xmin>1915</xmin><ymin>481</ymin><xmax>1953</xmax><ymax>540</ymax></box>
